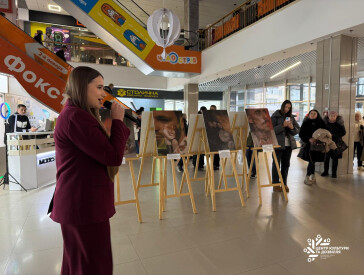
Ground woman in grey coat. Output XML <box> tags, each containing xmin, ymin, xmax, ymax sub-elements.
<box><xmin>271</xmin><ymin>100</ymin><xmax>300</xmax><ymax>192</ymax></box>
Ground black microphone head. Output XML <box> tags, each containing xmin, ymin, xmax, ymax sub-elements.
<box><xmin>103</xmin><ymin>101</ymin><xmax>112</xmax><ymax>110</ymax></box>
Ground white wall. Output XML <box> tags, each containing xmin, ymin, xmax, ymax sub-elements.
<box><xmin>68</xmin><ymin>62</ymin><xmax>168</xmax><ymax>90</ymax></box>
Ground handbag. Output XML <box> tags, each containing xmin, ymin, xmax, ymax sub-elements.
<box><xmin>310</xmin><ymin>141</ymin><xmax>326</xmax><ymax>152</ymax></box>
<box><xmin>336</xmin><ymin>140</ymin><xmax>348</xmax><ymax>154</ymax></box>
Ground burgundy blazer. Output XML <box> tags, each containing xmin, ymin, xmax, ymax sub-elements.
<box><xmin>50</xmin><ymin>101</ymin><xmax>130</xmax><ymax>225</ymax></box>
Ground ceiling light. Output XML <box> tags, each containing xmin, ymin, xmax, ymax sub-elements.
<box><xmin>270</xmin><ymin>61</ymin><xmax>301</xmax><ymax>79</ymax></box>
<box><xmin>48</xmin><ymin>5</ymin><xmax>61</xmax><ymax>12</ymax></box>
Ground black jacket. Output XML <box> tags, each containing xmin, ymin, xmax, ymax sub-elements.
<box><xmin>299</xmin><ymin>116</ymin><xmax>326</xmax><ymax>143</ymax></box>
<box><xmin>271</xmin><ymin>110</ymin><xmax>300</xmax><ymax>150</ymax></box>
<box><xmin>299</xmin><ymin>115</ymin><xmax>326</xmax><ymax>162</ymax></box>
<box><xmin>7</xmin><ymin>112</ymin><xmax>31</xmax><ymax>133</ymax></box>
<box><xmin>56</xmin><ymin>50</ymin><xmax>66</xmax><ymax>62</ymax></box>
<box><xmin>323</xmin><ymin>115</ymin><xmax>346</xmax><ymax>144</ymax></box>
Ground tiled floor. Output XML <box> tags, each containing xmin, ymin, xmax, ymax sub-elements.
<box><xmin>1</xmin><ymin>152</ymin><xmax>364</xmax><ymax>275</ymax></box>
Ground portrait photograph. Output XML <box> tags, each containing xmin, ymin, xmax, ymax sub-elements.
<box><xmin>153</xmin><ymin>111</ymin><xmax>187</xmax><ymax>156</ymax></box>
<box><xmin>245</xmin><ymin>108</ymin><xmax>278</xmax><ymax>147</ymax></box>
<box><xmin>203</xmin><ymin>110</ymin><xmax>235</xmax><ymax>152</ymax></box>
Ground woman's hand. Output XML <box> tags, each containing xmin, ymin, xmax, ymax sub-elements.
<box><xmin>111</xmin><ymin>102</ymin><xmax>125</xmax><ymax>121</ymax></box>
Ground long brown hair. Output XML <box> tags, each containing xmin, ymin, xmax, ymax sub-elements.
<box><xmin>65</xmin><ymin>66</ymin><xmax>119</xmax><ymax>181</ymax></box>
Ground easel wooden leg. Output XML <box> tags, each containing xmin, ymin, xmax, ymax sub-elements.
<box><xmin>183</xmin><ymin>157</ymin><xmax>197</xmax><ymax>214</ymax></box>
<box><xmin>254</xmin><ymin>150</ymin><xmax>262</xmax><ymax>205</ymax></box>
<box><xmin>272</xmin><ymin>151</ymin><xmax>288</xmax><ymax>202</ymax></box>
<box><xmin>171</xmin><ymin>159</ymin><xmax>178</xmax><ymax>194</ymax></box>
<box><xmin>151</xmin><ymin>157</ymin><xmax>156</xmax><ymax>185</ymax></box>
<box><xmin>194</xmin><ymin>153</ymin><xmax>200</xmax><ymax>179</ymax></box>
<box><xmin>263</xmin><ymin>152</ymin><xmax>272</xmax><ymax>185</ymax></box>
<box><xmin>159</xmin><ymin>158</ymin><xmax>164</xmax><ymax>219</ymax></box>
<box><xmin>209</xmin><ymin>155</ymin><xmax>216</xmax><ymax>211</ymax></box>
<box><xmin>218</xmin><ymin>157</ymin><xmax>228</xmax><ymax>189</ymax></box>
<box><xmin>137</xmin><ymin>156</ymin><xmax>145</xmax><ymax>190</ymax></box>
<box><xmin>231</xmin><ymin>152</ymin><xmax>245</xmax><ymax>207</ymax></box>
<box><xmin>128</xmin><ymin>160</ymin><xmax>142</xmax><ymax>223</ymax></box>
<box><xmin>179</xmin><ymin>155</ymin><xmax>189</xmax><ymax>193</ymax></box>
<box><xmin>242</xmin><ymin>149</ymin><xmax>248</xmax><ymax>193</ymax></box>
<box><xmin>163</xmin><ymin>158</ymin><xmax>167</xmax><ymax>209</ymax></box>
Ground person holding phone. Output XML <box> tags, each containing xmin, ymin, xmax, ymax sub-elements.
<box><xmin>271</xmin><ymin>100</ymin><xmax>300</xmax><ymax>192</ymax></box>
<box><xmin>49</xmin><ymin>66</ymin><xmax>130</xmax><ymax>274</ymax></box>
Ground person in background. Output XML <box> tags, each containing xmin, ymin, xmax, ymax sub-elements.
<box><xmin>49</xmin><ymin>66</ymin><xmax>130</xmax><ymax>274</ymax></box>
<box><xmin>246</xmin><ymin>132</ymin><xmax>256</xmax><ymax>178</ymax></box>
<box><xmin>108</xmin><ymin>83</ymin><xmax>114</xmax><ymax>90</ymax></box>
<box><xmin>33</xmin><ymin>30</ymin><xmax>43</xmax><ymax>44</ymax></box>
<box><xmin>136</xmin><ymin>108</ymin><xmax>143</xmax><ymax>148</ymax></box>
<box><xmin>321</xmin><ymin>111</ymin><xmax>346</xmax><ymax>178</ymax></box>
<box><xmin>8</xmin><ymin>104</ymin><xmax>37</xmax><ymax>133</ymax></box>
<box><xmin>299</xmin><ymin>109</ymin><xmax>326</xmax><ymax>185</ymax></box>
<box><xmin>177</xmin><ymin>113</ymin><xmax>188</xmax><ymax>172</ymax></box>
<box><xmin>354</xmin><ymin>112</ymin><xmax>364</xmax><ymax>170</ymax></box>
<box><xmin>193</xmin><ymin>106</ymin><xmax>207</xmax><ymax>170</ymax></box>
<box><xmin>271</xmin><ymin>100</ymin><xmax>300</xmax><ymax>192</ymax></box>
<box><xmin>43</xmin><ymin>31</ymin><xmax>54</xmax><ymax>52</ymax></box>
<box><xmin>56</xmin><ymin>45</ymin><xmax>68</xmax><ymax>62</ymax></box>
<box><xmin>209</xmin><ymin>105</ymin><xmax>220</xmax><ymax>170</ymax></box>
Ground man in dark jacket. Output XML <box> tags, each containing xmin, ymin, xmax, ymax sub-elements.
<box><xmin>56</xmin><ymin>45</ymin><xmax>67</xmax><ymax>62</ymax></box>
<box><xmin>7</xmin><ymin>104</ymin><xmax>37</xmax><ymax>133</ymax></box>
<box><xmin>33</xmin><ymin>30</ymin><xmax>43</xmax><ymax>45</ymax></box>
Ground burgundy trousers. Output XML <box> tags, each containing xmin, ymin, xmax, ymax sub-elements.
<box><xmin>60</xmin><ymin>220</ymin><xmax>112</xmax><ymax>275</ymax></box>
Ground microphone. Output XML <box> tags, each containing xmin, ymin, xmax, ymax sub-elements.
<box><xmin>103</xmin><ymin>101</ymin><xmax>141</xmax><ymax>127</ymax></box>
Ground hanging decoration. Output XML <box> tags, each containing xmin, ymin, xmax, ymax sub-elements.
<box><xmin>147</xmin><ymin>8</ymin><xmax>181</xmax><ymax>60</ymax></box>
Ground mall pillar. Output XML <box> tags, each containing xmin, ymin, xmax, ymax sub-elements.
<box><xmin>223</xmin><ymin>88</ymin><xmax>231</xmax><ymax>111</ymax></box>
<box><xmin>184</xmin><ymin>83</ymin><xmax>199</xmax><ymax>119</ymax></box>
<box><xmin>316</xmin><ymin>35</ymin><xmax>358</xmax><ymax>175</ymax></box>
<box><xmin>184</xmin><ymin>0</ymin><xmax>199</xmax><ymax>51</ymax></box>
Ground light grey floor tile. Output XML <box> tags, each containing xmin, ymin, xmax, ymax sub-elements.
<box><xmin>113</xmin><ymin>261</ymin><xmax>147</xmax><ymax>275</ymax></box>
<box><xmin>142</xmin><ymin>248</ymin><xmax>221</xmax><ymax>275</ymax></box>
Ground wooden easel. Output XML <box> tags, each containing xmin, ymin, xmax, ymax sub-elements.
<box><xmin>203</xmin><ymin>126</ymin><xmax>245</xmax><ymax>211</ymax></box>
<box><xmin>179</xmin><ymin>114</ymin><xmax>210</xmax><ymax>195</ymax></box>
<box><xmin>246</xmin><ymin>146</ymin><xmax>288</xmax><ymax>205</ymax></box>
<box><xmin>217</xmin><ymin>112</ymin><xmax>249</xmax><ymax>191</ymax></box>
<box><xmin>137</xmin><ymin>112</ymin><xmax>197</xmax><ymax>220</ymax></box>
<box><xmin>114</xmin><ymin>160</ymin><xmax>142</xmax><ymax>222</ymax></box>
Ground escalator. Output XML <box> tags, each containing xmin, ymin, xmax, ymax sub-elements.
<box><xmin>54</xmin><ymin>0</ymin><xmax>201</xmax><ymax>77</ymax></box>
<box><xmin>0</xmin><ymin>16</ymin><xmax>132</xmax><ymax>114</ymax></box>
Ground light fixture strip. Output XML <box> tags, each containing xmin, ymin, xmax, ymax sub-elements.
<box><xmin>48</xmin><ymin>5</ymin><xmax>61</xmax><ymax>12</ymax></box>
<box><xmin>270</xmin><ymin>61</ymin><xmax>302</xmax><ymax>79</ymax></box>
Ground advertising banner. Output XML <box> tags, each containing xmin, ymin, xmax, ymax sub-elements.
<box><xmin>0</xmin><ymin>37</ymin><xmax>67</xmax><ymax>113</ymax></box>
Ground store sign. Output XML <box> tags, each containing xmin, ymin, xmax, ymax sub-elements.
<box><xmin>116</xmin><ymin>88</ymin><xmax>159</xmax><ymax>98</ymax></box>
<box><xmin>157</xmin><ymin>52</ymin><xmax>198</xmax><ymax>65</ymax></box>
<box><xmin>113</xmin><ymin>87</ymin><xmax>223</xmax><ymax>100</ymax></box>
<box><xmin>38</xmin><ymin>156</ymin><xmax>55</xmax><ymax>165</ymax></box>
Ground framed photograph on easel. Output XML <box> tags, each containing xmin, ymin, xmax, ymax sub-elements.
<box><xmin>0</xmin><ymin>0</ymin><xmax>12</xmax><ymax>13</ymax></box>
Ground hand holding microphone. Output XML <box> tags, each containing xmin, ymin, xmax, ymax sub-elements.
<box><xmin>103</xmin><ymin>100</ymin><xmax>141</xmax><ymax>126</ymax></box>
<box><xmin>110</xmin><ymin>102</ymin><xmax>125</xmax><ymax>121</ymax></box>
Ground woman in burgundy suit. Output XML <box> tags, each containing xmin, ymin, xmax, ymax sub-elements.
<box><xmin>50</xmin><ymin>66</ymin><xmax>130</xmax><ymax>274</ymax></box>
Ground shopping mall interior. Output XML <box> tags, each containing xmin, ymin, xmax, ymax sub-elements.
<box><xmin>0</xmin><ymin>0</ymin><xmax>364</xmax><ymax>274</ymax></box>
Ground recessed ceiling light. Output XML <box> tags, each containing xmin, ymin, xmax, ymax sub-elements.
<box><xmin>48</xmin><ymin>5</ymin><xmax>61</xmax><ymax>12</ymax></box>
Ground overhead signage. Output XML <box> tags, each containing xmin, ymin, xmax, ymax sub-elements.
<box><xmin>114</xmin><ymin>88</ymin><xmax>223</xmax><ymax>100</ymax></box>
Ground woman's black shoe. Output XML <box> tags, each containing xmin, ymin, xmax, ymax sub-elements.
<box><xmin>321</xmin><ymin>172</ymin><xmax>329</xmax><ymax>177</ymax></box>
